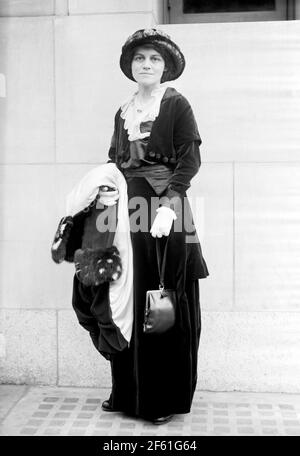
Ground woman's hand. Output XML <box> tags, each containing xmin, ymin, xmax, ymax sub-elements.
<box><xmin>98</xmin><ymin>186</ymin><xmax>119</xmax><ymax>206</ymax></box>
<box><xmin>150</xmin><ymin>206</ymin><xmax>177</xmax><ymax>238</ymax></box>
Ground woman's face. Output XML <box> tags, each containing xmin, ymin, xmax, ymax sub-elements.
<box><xmin>131</xmin><ymin>46</ymin><xmax>165</xmax><ymax>87</ymax></box>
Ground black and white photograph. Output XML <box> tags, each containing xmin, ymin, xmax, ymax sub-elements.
<box><xmin>0</xmin><ymin>0</ymin><xmax>300</xmax><ymax>449</ymax></box>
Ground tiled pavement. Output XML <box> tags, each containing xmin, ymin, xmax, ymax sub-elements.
<box><xmin>1</xmin><ymin>385</ymin><xmax>300</xmax><ymax>436</ymax></box>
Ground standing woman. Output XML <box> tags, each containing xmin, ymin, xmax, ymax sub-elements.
<box><xmin>103</xmin><ymin>29</ymin><xmax>209</xmax><ymax>424</ymax></box>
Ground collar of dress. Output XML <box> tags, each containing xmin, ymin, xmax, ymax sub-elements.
<box><xmin>120</xmin><ymin>85</ymin><xmax>168</xmax><ymax>141</ymax></box>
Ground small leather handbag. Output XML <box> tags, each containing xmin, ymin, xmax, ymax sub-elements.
<box><xmin>143</xmin><ymin>237</ymin><xmax>176</xmax><ymax>335</ymax></box>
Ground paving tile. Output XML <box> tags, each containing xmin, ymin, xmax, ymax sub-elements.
<box><xmin>120</xmin><ymin>416</ymin><xmax>136</xmax><ymax>421</ymax></box>
<box><xmin>116</xmin><ymin>432</ymin><xmax>134</xmax><ymax>436</ymax></box>
<box><xmin>259</xmin><ymin>411</ymin><xmax>275</xmax><ymax>416</ymax></box>
<box><xmin>281</xmin><ymin>411</ymin><xmax>298</xmax><ymax>417</ymax></box>
<box><xmin>72</xmin><ymin>420</ymin><xmax>89</xmax><ymax>427</ymax></box>
<box><xmin>43</xmin><ymin>429</ymin><xmax>62</xmax><ymax>435</ymax></box>
<box><xmin>213</xmin><ymin>418</ymin><xmax>229</xmax><ymax>424</ymax></box>
<box><xmin>49</xmin><ymin>420</ymin><xmax>67</xmax><ymax>426</ymax></box>
<box><xmin>290</xmin><ymin>409</ymin><xmax>300</xmax><ymax>415</ymax></box>
<box><xmin>95</xmin><ymin>422</ymin><xmax>113</xmax><ymax>428</ymax></box>
<box><xmin>86</xmin><ymin>399</ymin><xmax>101</xmax><ymax>404</ymax></box>
<box><xmin>283</xmin><ymin>420</ymin><xmax>300</xmax><ymax>426</ymax></box>
<box><xmin>20</xmin><ymin>428</ymin><xmax>38</xmax><ymax>435</ymax></box>
<box><xmin>32</xmin><ymin>412</ymin><xmax>49</xmax><ymax>418</ymax></box>
<box><xmin>77</xmin><ymin>412</ymin><xmax>94</xmax><ymax>419</ymax></box>
<box><xmin>212</xmin><ymin>403</ymin><xmax>228</xmax><ymax>408</ymax></box>
<box><xmin>192</xmin><ymin>417</ymin><xmax>207</xmax><ymax>423</ymax></box>
<box><xmin>213</xmin><ymin>410</ymin><xmax>229</xmax><ymax>416</ymax></box>
<box><xmin>261</xmin><ymin>419</ymin><xmax>277</xmax><ymax>425</ymax></box>
<box><xmin>236</xmin><ymin>411</ymin><xmax>252</xmax><ymax>416</ymax></box>
<box><xmin>120</xmin><ymin>423</ymin><xmax>136</xmax><ymax>429</ymax></box>
<box><xmin>26</xmin><ymin>419</ymin><xmax>44</xmax><ymax>426</ymax></box>
<box><xmin>257</xmin><ymin>404</ymin><xmax>273</xmax><ymax>409</ymax></box>
<box><xmin>63</xmin><ymin>398</ymin><xmax>79</xmax><ymax>403</ymax></box>
<box><xmin>193</xmin><ymin>409</ymin><xmax>207</xmax><ymax>415</ymax></box>
<box><xmin>54</xmin><ymin>412</ymin><xmax>71</xmax><ymax>418</ymax></box>
<box><xmin>279</xmin><ymin>404</ymin><xmax>294</xmax><ymax>410</ymax></box>
<box><xmin>262</xmin><ymin>428</ymin><xmax>279</xmax><ymax>435</ymax></box>
<box><xmin>38</xmin><ymin>404</ymin><xmax>54</xmax><ymax>410</ymax></box>
<box><xmin>237</xmin><ymin>419</ymin><xmax>253</xmax><ymax>425</ymax></box>
<box><xmin>191</xmin><ymin>424</ymin><xmax>206</xmax><ymax>430</ymax></box>
<box><xmin>43</xmin><ymin>397</ymin><xmax>59</xmax><ymax>402</ymax></box>
<box><xmin>191</xmin><ymin>425</ymin><xmax>207</xmax><ymax>432</ymax></box>
<box><xmin>81</xmin><ymin>405</ymin><xmax>98</xmax><ymax>411</ymax></box>
<box><xmin>213</xmin><ymin>426</ymin><xmax>231</xmax><ymax>434</ymax></box>
<box><xmin>143</xmin><ymin>423</ymin><xmax>159</xmax><ymax>429</ymax></box>
<box><xmin>68</xmin><ymin>430</ymin><xmax>87</xmax><ymax>436</ymax></box>
<box><xmin>194</xmin><ymin>402</ymin><xmax>208</xmax><ymax>408</ymax></box>
<box><xmin>237</xmin><ymin>427</ymin><xmax>255</xmax><ymax>434</ymax></box>
<box><xmin>165</xmin><ymin>432</ymin><xmax>185</xmax><ymax>436</ymax></box>
<box><xmin>167</xmin><ymin>423</ymin><xmax>185</xmax><ymax>430</ymax></box>
<box><xmin>60</xmin><ymin>405</ymin><xmax>76</xmax><ymax>410</ymax></box>
<box><xmin>99</xmin><ymin>413</ymin><xmax>114</xmax><ymax>419</ymax></box>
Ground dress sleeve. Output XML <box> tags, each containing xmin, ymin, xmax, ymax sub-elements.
<box><xmin>107</xmin><ymin>130</ymin><xmax>116</xmax><ymax>163</ymax></box>
<box><xmin>107</xmin><ymin>109</ymin><xmax>121</xmax><ymax>163</ymax></box>
<box><xmin>159</xmin><ymin>141</ymin><xmax>201</xmax><ymax>212</ymax></box>
<box><xmin>167</xmin><ymin>140</ymin><xmax>201</xmax><ymax>195</ymax></box>
<box><xmin>173</xmin><ymin>95</ymin><xmax>202</xmax><ymax>147</ymax></box>
<box><xmin>160</xmin><ymin>95</ymin><xmax>202</xmax><ymax>210</ymax></box>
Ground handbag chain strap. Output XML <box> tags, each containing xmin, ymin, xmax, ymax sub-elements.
<box><xmin>156</xmin><ymin>237</ymin><xmax>170</xmax><ymax>291</ymax></box>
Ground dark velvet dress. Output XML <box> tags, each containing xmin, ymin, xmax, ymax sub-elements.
<box><xmin>108</xmin><ymin>107</ymin><xmax>208</xmax><ymax>418</ymax></box>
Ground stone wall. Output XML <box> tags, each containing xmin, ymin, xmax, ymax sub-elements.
<box><xmin>0</xmin><ymin>2</ymin><xmax>300</xmax><ymax>392</ymax></box>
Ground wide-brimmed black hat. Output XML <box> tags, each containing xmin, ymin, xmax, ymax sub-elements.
<box><xmin>120</xmin><ymin>28</ymin><xmax>185</xmax><ymax>83</ymax></box>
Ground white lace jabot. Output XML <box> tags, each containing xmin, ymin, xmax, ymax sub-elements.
<box><xmin>120</xmin><ymin>85</ymin><xmax>168</xmax><ymax>141</ymax></box>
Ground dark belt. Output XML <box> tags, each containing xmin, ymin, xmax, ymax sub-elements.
<box><xmin>122</xmin><ymin>164</ymin><xmax>173</xmax><ymax>196</ymax></box>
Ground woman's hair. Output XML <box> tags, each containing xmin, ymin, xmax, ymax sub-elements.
<box><xmin>131</xmin><ymin>44</ymin><xmax>174</xmax><ymax>77</ymax></box>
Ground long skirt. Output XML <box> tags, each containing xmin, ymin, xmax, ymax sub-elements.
<box><xmin>109</xmin><ymin>177</ymin><xmax>202</xmax><ymax>419</ymax></box>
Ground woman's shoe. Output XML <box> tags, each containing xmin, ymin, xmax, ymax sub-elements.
<box><xmin>101</xmin><ymin>399</ymin><xmax>119</xmax><ymax>412</ymax></box>
<box><xmin>152</xmin><ymin>414</ymin><xmax>174</xmax><ymax>425</ymax></box>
